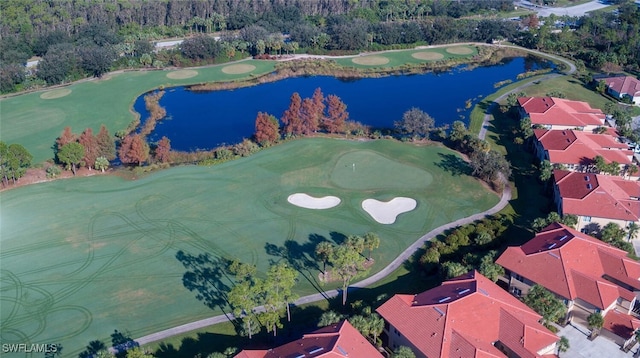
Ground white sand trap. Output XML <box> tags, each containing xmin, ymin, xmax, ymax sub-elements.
<box><xmin>362</xmin><ymin>197</ymin><xmax>417</xmax><ymax>224</ymax></box>
<box><xmin>288</xmin><ymin>193</ymin><xmax>341</xmax><ymax>209</ymax></box>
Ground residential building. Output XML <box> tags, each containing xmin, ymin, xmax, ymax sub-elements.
<box><xmin>601</xmin><ymin>76</ymin><xmax>640</xmax><ymax>105</ymax></box>
<box><xmin>376</xmin><ymin>271</ymin><xmax>559</xmax><ymax>358</ymax></box>
<box><xmin>235</xmin><ymin>320</ymin><xmax>383</xmax><ymax>358</ymax></box>
<box><xmin>497</xmin><ymin>223</ymin><xmax>640</xmax><ymax>349</ymax></box>
<box><xmin>533</xmin><ymin>129</ymin><xmax>634</xmax><ymax>175</ymax></box>
<box><xmin>552</xmin><ymin>170</ymin><xmax>640</xmax><ymax>232</ymax></box>
<box><xmin>518</xmin><ymin>97</ymin><xmax>606</xmax><ymax>131</ymax></box>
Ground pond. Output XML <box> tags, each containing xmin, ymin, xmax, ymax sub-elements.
<box><xmin>134</xmin><ymin>57</ymin><xmax>551</xmax><ymax>152</ymax></box>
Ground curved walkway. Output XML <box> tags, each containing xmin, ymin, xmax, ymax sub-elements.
<box><xmin>113</xmin><ymin>41</ymin><xmax>578</xmax><ymax>350</ymax></box>
<box><xmin>478</xmin><ymin>45</ymin><xmax>576</xmax><ymax>140</ymax></box>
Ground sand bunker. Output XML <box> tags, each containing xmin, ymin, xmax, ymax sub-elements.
<box><xmin>222</xmin><ymin>64</ymin><xmax>256</xmax><ymax>74</ymax></box>
<box><xmin>166</xmin><ymin>70</ymin><xmax>198</xmax><ymax>79</ymax></box>
<box><xmin>352</xmin><ymin>56</ymin><xmax>390</xmax><ymax>66</ymax></box>
<box><xmin>362</xmin><ymin>197</ymin><xmax>417</xmax><ymax>224</ymax></box>
<box><xmin>288</xmin><ymin>193</ymin><xmax>341</xmax><ymax>209</ymax></box>
<box><xmin>446</xmin><ymin>46</ymin><xmax>474</xmax><ymax>55</ymax></box>
<box><xmin>411</xmin><ymin>51</ymin><xmax>445</xmax><ymax>61</ymax></box>
<box><xmin>40</xmin><ymin>89</ymin><xmax>71</xmax><ymax>99</ymax></box>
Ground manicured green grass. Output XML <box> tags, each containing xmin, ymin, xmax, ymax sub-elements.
<box><xmin>0</xmin><ymin>59</ymin><xmax>276</xmax><ymax>163</ymax></box>
<box><xmin>333</xmin><ymin>46</ymin><xmax>478</xmax><ymax>69</ymax></box>
<box><xmin>520</xmin><ymin>76</ymin><xmax>611</xmax><ymax>110</ymax></box>
<box><xmin>0</xmin><ymin>137</ymin><xmax>499</xmax><ymax>356</ymax></box>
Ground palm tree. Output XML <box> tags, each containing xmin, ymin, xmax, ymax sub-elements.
<box><xmin>369</xmin><ymin>314</ymin><xmax>385</xmax><ymax>346</ymax></box>
<box><xmin>318</xmin><ymin>310</ymin><xmax>343</xmax><ymax>327</ymax></box>
<box><xmin>363</xmin><ymin>232</ymin><xmax>380</xmax><ymax>261</ymax></box>
<box><xmin>587</xmin><ymin>312</ymin><xmax>604</xmax><ymax>339</ymax></box>
<box><xmin>627</xmin><ymin>223</ymin><xmax>640</xmax><ymax>241</ymax></box>
<box><xmin>557</xmin><ymin>336</ymin><xmax>570</xmax><ymax>356</ymax></box>
<box><xmin>315</xmin><ymin>241</ymin><xmax>334</xmax><ymax>275</ymax></box>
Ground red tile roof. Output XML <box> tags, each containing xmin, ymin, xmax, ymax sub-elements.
<box><xmin>518</xmin><ymin>97</ymin><xmax>605</xmax><ymax>128</ymax></box>
<box><xmin>602</xmin><ymin>76</ymin><xmax>640</xmax><ymax>97</ymax></box>
<box><xmin>535</xmin><ymin>130</ymin><xmax>632</xmax><ymax>166</ymax></box>
<box><xmin>553</xmin><ymin>170</ymin><xmax>640</xmax><ymax>221</ymax></box>
<box><xmin>604</xmin><ymin>310</ymin><xmax>640</xmax><ymax>340</ymax></box>
<box><xmin>497</xmin><ymin>223</ymin><xmax>640</xmax><ymax>310</ymax></box>
<box><xmin>376</xmin><ymin>271</ymin><xmax>558</xmax><ymax>358</ymax></box>
<box><xmin>235</xmin><ymin>321</ymin><xmax>382</xmax><ymax>358</ymax></box>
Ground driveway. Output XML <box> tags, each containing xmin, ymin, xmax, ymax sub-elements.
<box><xmin>557</xmin><ymin>323</ymin><xmax>636</xmax><ymax>357</ymax></box>
<box><xmin>516</xmin><ymin>0</ymin><xmax>611</xmax><ymax>17</ymax></box>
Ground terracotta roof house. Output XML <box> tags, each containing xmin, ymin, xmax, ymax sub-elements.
<box><xmin>376</xmin><ymin>271</ymin><xmax>559</xmax><ymax>358</ymax></box>
<box><xmin>533</xmin><ymin>129</ymin><xmax>635</xmax><ymax>176</ymax></box>
<box><xmin>496</xmin><ymin>223</ymin><xmax>640</xmax><ymax>349</ymax></box>
<box><xmin>552</xmin><ymin>170</ymin><xmax>640</xmax><ymax>232</ymax></box>
<box><xmin>235</xmin><ymin>320</ymin><xmax>383</xmax><ymax>358</ymax></box>
<box><xmin>518</xmin><ymin>97</ymin><xmax>606</xmax><ymax>131</ymax></box>
<box><xmin>601</xmin><ymin>76</ymin><xmax>640</xmax><ymax>105</ymax></box>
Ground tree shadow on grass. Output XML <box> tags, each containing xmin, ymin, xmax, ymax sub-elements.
<box><xmin>152</xmin><ymin>305</ymin><xmax>327</xmax><ymax>358</ymax></box>
<box><xmin>175</xmin><ymin>250</ymin><xmax>235</xmax><ymax>320</ymax></box>
<box><xmin>435</xmin><ymin>153</ymin><xmax>472</xmax><ymax>176</ymax></box>
<box><xmin>265</xmin><ymin>237</ymin><xmax>327</xmax><ymax>299</ymax></box>
<box><xmin>111</xmin><ymin>330</ymin><xmax>139</xmax><ymax>358</ymax></box>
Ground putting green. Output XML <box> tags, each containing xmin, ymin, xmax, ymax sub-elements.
<box><xmin>351</xmin><ymin>56</ymin><xmax>390</xmax><ymax>65</ymax></box>
<box><xmin>446</xmin><ymin>46</ymin><xmax>474</xmax><ymax>55</ymax></box>
<box><xmin>221</xmin><ymin>64</ymin><xmax>256</xmax><ymax>74</ymax></box>
<box><xmin>166</xmin><ymin>70</ymin><xmax>198</xmax><ymax>79</ymax></box>
<box><xmin>330</xmin><ymin>151</ymin><xmax>432</xmax><ymax>190</ymax></box>
<box><xmin>411</xmin><ymin>52</ymin><xmax>445</xmax><ymax>61</ymax></box>
<box><xmin>40</xmin><ymin>88</ymin><xmax>72</xmax><ymax>99</ymax></box>
<box><xmin>0</xmin><ymin>138</ymin><xmax>498</xmax><ymax>356</ymax></box>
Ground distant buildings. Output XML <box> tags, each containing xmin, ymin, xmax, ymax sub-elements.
<box><xmin>600</xmin><ymin>76</ymin><xmax>640</xmax><ymax>105</ymax></box>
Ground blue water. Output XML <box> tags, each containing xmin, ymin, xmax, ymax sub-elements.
<box><xmin>134</xmin><ymin>57</ymin><xmax>550</xmax><ymax>151</ymax></box>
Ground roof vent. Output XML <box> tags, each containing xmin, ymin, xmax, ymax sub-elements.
<box><xmin>479</xmin><ymin>288</ymin><xmax>489</xmax><ymax>296</ymax></box>
<box><xmin>559</xmin><ymin>235</ymin><xmax>568</xmax><ymax>241</ymax></box>
<box><xmin>433</xmin><ymin>307</ymin><xmax>445</xmax><ymax>316</ymax></box>
<box><xmin>587</xmin><ymin>183</ymin><xmax>592</xmax><ymax>189</ymax></box>
<box><xmin>458</xmin><ymin>288</ymin><xmax>471</xmax><ymax>295</ymax></box>
<box><xmin>308</xmin><ymin>347</ymin><xmax>324</xmax><ymax>354</ymax></box>
<box><xmin>585</xmin><ymin>176</ymin><xmax>590</xmax><ymax>181</ymax></box>
<box><xmin>548</xmin><ymin>252</ymin><xmax>560</xmax><ymax>259</ymax></box>
<box><xmin>562</xmin><ymin>131</ymin><xmax>567</xmax><ymax>135</ymax></box>
<box><xmin>548</xmin><ymin>243</ymin><xmax>557</xmax><ymax>249</ymax></box>
<box><xmin>438</xmin><ymin>297</ymin><xmax>451</xmax><ymax>303</ymax></box>
<box><xmin>337</xmin><ymin>345</ymin><xmax>348</xmax><ymax>356</ymax></box>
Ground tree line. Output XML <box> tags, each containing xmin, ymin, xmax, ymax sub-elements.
<box><xmin>514</xmin><ymin>3</ymin><xmax>640</xmax><ymax>73</ymax></box>
<box><xmin>0</xmin><ymin>0</ymin><xmax>520</xmax><ymax>93</ymax></box>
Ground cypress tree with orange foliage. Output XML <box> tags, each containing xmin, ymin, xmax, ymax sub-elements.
<box><xmin>154</xmin><ymin>136</ymin><xmax>171</xmax><ymax>163</ymax></box>
<box><xmin>255</xmin><ymin>112</ymin><xmax>280</xmax><ymax>144</ymax></box>
<box><xmin>324</xmin><ymin>95</ymin><xmax>348</xmax><ymax>133</ymax></box>
<box><xmin>119</xmin><ymin>134</ymin><xmax>149</xmax><ymax>166</ymax></box>
<box><xmin>281</xmin><ymin>92</ymin><xmax>303</xmax><ymax>136</ymax></box>
<box><xmin>79</xmin><ymin>128</ymin><xmax>99</xmax><ymax>169</ymax></box>
<box><xmin>300</xmin><ymin>98</ymin><xmax>318</xmax><ymax>134</ymax></box>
